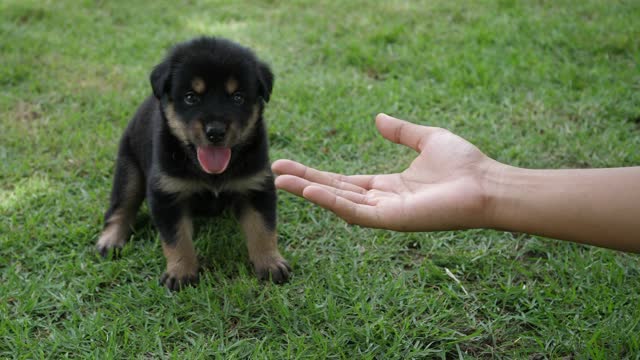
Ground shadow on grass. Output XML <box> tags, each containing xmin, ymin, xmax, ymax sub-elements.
<box><xmin>193</xmin><ymin>212</ymin><xmax>250</xmax><ymax>279</ymax></box>
<box><xmin>125</xmin><ymin>208</ymin><xmax>250</xmax><ymax>280</ymax></box>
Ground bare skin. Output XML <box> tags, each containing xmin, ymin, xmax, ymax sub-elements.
<box><xmin>273</xmin><ymin>113</ymin><xmax>640</xmax><ymax>253</ymax></box>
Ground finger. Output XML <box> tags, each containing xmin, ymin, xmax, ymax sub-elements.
<box><xmin>342</xmin><ymin>174</ymin><xmax>377</xmax><ymax>190</ymax></box>
<box><xmin>275</xmin><ymin>175</ymin><xmax>373</xmax><ymax>205</ymax></box>
<box><xmin>272</xmin><ymin>159</ymin><xmax>300</xmax><ymax>176</ymax></box>
<box><xmin>302</xmin><ymin>186</ymin><xmax>383</xmax><ymax>228</ymax></box>
<box><xmin>272</xmin><ymin>159</ymin><xmax>368</xmax><ymax>194</ymax></box>
<box><xmin>375</xmin><ymin>113</ymin><xmax>444</xmax><ymax>152</ymax></box>
<box><xmin>274</xmin><ymin>174</ymin><xmax>308</xmax><ymax>197</ymax></box>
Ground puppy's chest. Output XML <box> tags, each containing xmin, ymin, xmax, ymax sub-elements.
<box><xmin>154</xmin><ymin>169</ymin><xmax>270</xmax><ymax>198</ymax></box>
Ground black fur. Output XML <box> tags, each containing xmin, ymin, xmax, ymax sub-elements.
<box><xmin>97</xmin><ymin>37</ymin><xmax>289</xmax><ymax>289</ymax></box>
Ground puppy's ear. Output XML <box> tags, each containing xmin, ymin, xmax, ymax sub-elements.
<box><xmin>150</xmin><ymin>60</ymin><xmax>171</xmax><ymax>100</ymax></box>
<box><xmin>257</xmin><ymin>61</ymin><xmax>274</xmax><ymax>103</ymax></box>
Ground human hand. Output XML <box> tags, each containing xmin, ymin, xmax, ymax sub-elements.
<box><xmin>272</xmin><ymin>114</ymin><xmax>500</xmax><ymax>231</ymax></box>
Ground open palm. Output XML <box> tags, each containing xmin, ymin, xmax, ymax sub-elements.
<box><xmin>272</xmin><ymin>114</ymin><xmax>495</xmax><ymax>231</ymax></box>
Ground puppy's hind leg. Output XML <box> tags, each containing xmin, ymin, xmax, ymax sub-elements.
<box><xmin>96</xmin><ymin>146</ymin><xmax>145</xmax><ymax>258</ymax></box>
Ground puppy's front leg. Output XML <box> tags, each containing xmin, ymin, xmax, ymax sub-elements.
<box><xmin>238</xmin><ymin>187</ymin><xmax>291</xmax><ymax>284</ymax></box>
<box><xmin>148</xmin><ymin>189</ymin><xmax>199</xmax><ymax>290</ymax></box>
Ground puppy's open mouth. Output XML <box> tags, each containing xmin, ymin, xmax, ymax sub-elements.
<box><xmin>196</xmin><ymin>145</ymin><xmax>231</xmax><ymax>174</ymax></box>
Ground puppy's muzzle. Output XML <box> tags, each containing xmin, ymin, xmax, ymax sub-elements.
<box><xmin>205</xmin><ymin>122</ymin><xmax>227</xmax><ymax>144</ymax></box>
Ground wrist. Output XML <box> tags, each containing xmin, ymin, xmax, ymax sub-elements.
<box><xmin>479</xmin><ymin>160</ymin><xmax>521</xmax><ymax>231</ymax></box>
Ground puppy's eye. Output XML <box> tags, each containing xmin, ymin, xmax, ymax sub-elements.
<box><xmin>184</xmin><ymin>92</ymin><xmax>201</xmax><ymax>106</ymax></box>
<box><xmin>231</xmin><ymin>92</ymin><xmax>245</xmax><ymax>105</ymax></box>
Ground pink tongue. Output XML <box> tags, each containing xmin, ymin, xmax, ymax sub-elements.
<box><xmin>196</xmin><ymin>146</ymin><xmax>231</xmax><ymax>174</ymax></box>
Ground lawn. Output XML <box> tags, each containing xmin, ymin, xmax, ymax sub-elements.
<box><xmin>1</xmin><ymin>0</ymin><xmax>640</xmax><ymax>358</ymax></box>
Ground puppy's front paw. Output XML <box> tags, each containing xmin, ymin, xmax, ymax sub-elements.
<box><xmin>160</xmin><ymin>263</ymin><xmax>199</xmax><ymax>291</ymax></box>
<box><xmin>252</xmin><ymin>253</ymin><xmax>291</xmax><ymax>284</ymax></box>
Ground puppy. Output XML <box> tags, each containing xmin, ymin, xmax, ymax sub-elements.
<box><xmin>96</xmin><ymin>37</ymin><xmax>290</xmax><ymax>290</ymax></box>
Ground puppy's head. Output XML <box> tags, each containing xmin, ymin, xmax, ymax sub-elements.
<box><xmin>150</xmin><ymin>37</ymin><xmax>274</xmax><ymax>174</ymax></box>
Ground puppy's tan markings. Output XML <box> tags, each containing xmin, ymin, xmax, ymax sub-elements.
<box><xmin>233</xmin><ymin>104</ymin><xmax>260</xmax><ymax>144</ymax></box>
<box><xmin>225</xmin><ymin>77</ymin><xmax>239</xmax><ymax>95</ymax></box>
<box><xmin>156</xmin><ymin>169</ymin><xmax>270</xmax><ymax>197</ymax></box>
<box><xmin>165</xmin><ymin>102</ymin><xmax>189</xmax><ymax>145</ymax></box>
<box><xmin>191</xmin><ymin>77</ymin><xmax>206</xmax><ymax>94</ymax></box>
<box><xmin>97</xmin><ymin>210</ymin><xmax>130</xmax><ymax>251</ymax></box>
<box><xmin>155</xmin><ymin>174</ymin><xmax>204</xmax><ymax>197</ymax></box>
<box><xmin>161</xmin><ymin>215</ymin><xmax>199</xmax><ymax>290</ymax></box>
<box><xmin>156</xmin><ymin>175</ymin><xmax>195</xmax><ymax>198</ymax></box>
<box><xmin>225</xmin><ymin>169</ymin><xmax>270</xmax><ymax>193</ymax></box>
<box><xmin>239</xmin><ymin>207</ymin><xmax>290</xmax><ymax>283</ymax></box>
<box><xmin>189</xmin><ymin>120</ymin><xmax>207</xmax><ymax>145</ymax></box>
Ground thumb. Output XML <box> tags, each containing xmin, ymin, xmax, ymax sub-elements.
<box><xmin>375</xmin><ymin>113</ymin><xmax>442</xmax><ymax>152</ymax></box>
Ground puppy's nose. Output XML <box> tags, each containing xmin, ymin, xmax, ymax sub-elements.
<box><xmin>205</xmin><ymin>122</ymin><xmax>226</xmax><ymax>143</ymax></box>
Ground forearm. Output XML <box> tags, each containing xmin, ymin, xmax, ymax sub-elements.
<box><xmin>484</xmin><ymin>164</ymin><xmax>640</xmax><ymax>252</ymax></box>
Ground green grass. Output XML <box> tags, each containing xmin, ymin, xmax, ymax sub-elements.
<box><xmin>1</xmin><ymin>0</ymin><xmax>640</xmax><ymax>358</ymax></box>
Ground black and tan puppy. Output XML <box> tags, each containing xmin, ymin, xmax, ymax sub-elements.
<box><xmin>96</xmin><ymin>37</ymin><xmax>290</xmax><ymax>290</ymax></box>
